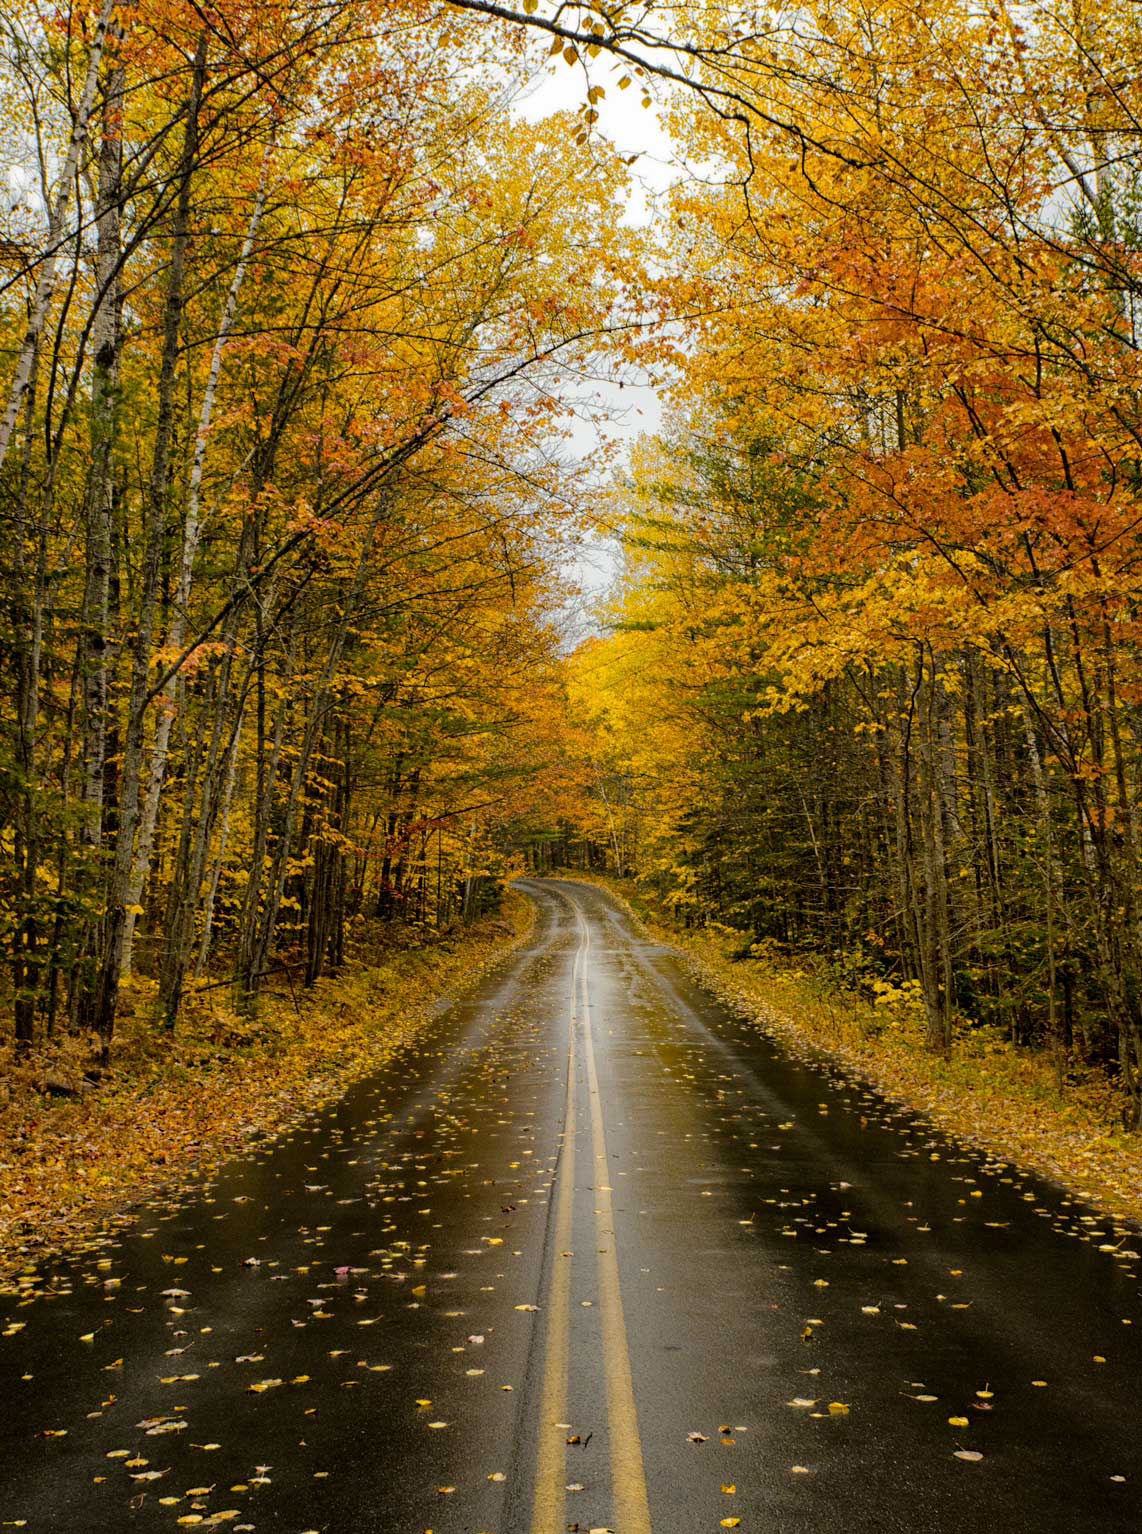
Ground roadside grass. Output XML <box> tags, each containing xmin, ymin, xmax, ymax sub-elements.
<box><xmin>567</xmin><ymin>873</ymin><xmax>1142</xmax><ymax>1233</ymax></box>
<box><xmin>0</xmin><ymin>892</ymin><xmax>534</xmax><ymax>1284</ymax></box>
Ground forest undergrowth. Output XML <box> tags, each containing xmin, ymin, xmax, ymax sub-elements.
<box><xmin>570</xmin><ymin>876</ymin><xmax>1142</xmax><ymax>1233</ymax></box>
<box><xmin>0</xmin><ymin>893</ymin><xmax>533</xmax><ymax>1285</ymax></box>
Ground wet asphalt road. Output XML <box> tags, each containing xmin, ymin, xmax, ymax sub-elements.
<box><xmin>1</xmin><ymin>878</ymin><xmax>1140</xmax><ymax>1534</ymax></box>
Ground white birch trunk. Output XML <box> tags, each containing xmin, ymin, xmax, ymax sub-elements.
<box><xmin>121</xmin><ymin>142</ymin><xmax>271</xmax><ymax>974</ymax></box>
<box><xmin>0</xmin><ymin>0</ymin><xmax>117</xmax><ymax>473</ymax></box>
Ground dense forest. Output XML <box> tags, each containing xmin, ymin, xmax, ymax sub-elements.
<box><xmin>526</xmin><ymin>1</ymin><xmax>1142</xmax><ymax>1126</ymax></box>
<box><xmin>0</xmin><ymin>0</ymin><xmax>639</xmax><ymax>1058</ymax></box>
<box><xmin>4</xmin><ymin>1</ymin><xmax>1142</xmax><ymax>1130</ymax></box>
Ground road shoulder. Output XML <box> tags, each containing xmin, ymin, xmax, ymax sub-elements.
<box><xmin>552</xmin><ymin>873</ymin><xmax>1142</xmax><ymax>1235</ymax></box>
<box><xmin>0</xmin><ymin>892</ymin><xmax>535</xmax><ymax>1284</ymax></box>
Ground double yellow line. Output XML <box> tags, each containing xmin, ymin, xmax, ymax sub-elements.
<box><xmin>530</xmin><ymin>898</ymin><xmax>652</xmax><ymax>1534</ymax></box>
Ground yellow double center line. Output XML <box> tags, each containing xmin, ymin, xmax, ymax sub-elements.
<box><xmin>530</xmin><ymin>940</ymin><xmax>578</xmax><ymax>1534</ymax></box>
<box><xmin>531</xmin><ymin>897</ymin><xmax>652</xmax><ymax>1534</ymax></box>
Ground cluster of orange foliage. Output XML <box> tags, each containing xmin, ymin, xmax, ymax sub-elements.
<box><xmin>504</xmin><ymin>1</ymin><xmax>1142</xmax><ymax>1125</ymax></box>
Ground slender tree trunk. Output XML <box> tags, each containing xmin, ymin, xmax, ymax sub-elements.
<box><xmin>122</xmin><ymin>128</ymin><xmax>271</xmax><ymax>973</ymax></box>
<box><xmin>75</xmin><ymin>34</ymin><xmax>127</xmax><ymax>1038</ymax></box>
<box><xmin>194</xmin><ymin>703</ymin><xmax>245</xmax><ymax>977</ymax></box>
<box><xmin>0</xmin><ymin>0</ymin><xmax>118</xmax><ymax>472</ymax></box>
<box><xmin>94</xmin><ymin>36</ymin><xmax>208</xmax><ymax>1054</ymax></box>
<box><xmin>10</xmin><ymin>348</ymin><xmax>44</xmax><ymax>1050</ymax></box>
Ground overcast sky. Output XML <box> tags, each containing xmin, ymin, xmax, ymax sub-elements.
<box><xmin>512</xmin><ymin>54</ymin><xmax>679</xmax><ymax>605</ymax></box>
<box><xmin>515</xmin><ymin>54</ymin><xmax>677</xmax><ymax>449</ymax></box>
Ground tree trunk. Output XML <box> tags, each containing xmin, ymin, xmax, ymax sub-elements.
<box><xmin>94</xmin><ymin>35</ymin><xmax>208</xmax><ymax>1055</ymax></box>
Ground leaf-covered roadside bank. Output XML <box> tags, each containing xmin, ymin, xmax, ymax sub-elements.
<box><xmin>565</xmin><ymin>876</ymin><xmax>1142</xmax><ymax>1234</ymax></box>
<box><xmin>0</xmin><ymin>894</ymin><xmax>534</xmax><ymax>1285</ymax></box>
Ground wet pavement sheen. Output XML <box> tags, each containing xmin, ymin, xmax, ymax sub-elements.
<box><xmin>1</xmin><ymin>879</ymin><xmax>1139</xmax><ymax>1532</ymax></box>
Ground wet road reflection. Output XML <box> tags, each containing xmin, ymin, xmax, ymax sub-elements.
<box><xmin>0</xmin><ymin>879</ymin><xmax>1138</xmax><ymax>1532</ymax></box>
